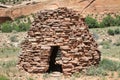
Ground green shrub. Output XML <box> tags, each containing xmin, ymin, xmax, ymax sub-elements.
<box><xmin>114</xmin><ymin>28</ymin><xmax>120</xmax><ymax>34</ymax></box>
<box><xmin>85</xmin><ymin>16</ymin><xmax>99</xmax><ymax>28</ymax></box>
<box><xmin>0</xmin><ymin>75</ymin><xmax>9</xmax><ymax>80</ymax></box>
<box><xmin>85</xmin><ymin>15</ymin><xmax>120</xmax><ymax>28</ymax></box>
<box><xmin>99</xmin><ymin>22</ymin><xmax>104</xmax><ymax>28</ymax></box>
<box><xmin>12</xmin><ymin>23</ymin><xmax>20</xmax><ymax>32</ymax></box>
<box><xmin>1</xmin><ymin>22</ymin><xmax>18</xmax><ymax>33</ymax></box>
<box><xmin>0</xmin><ymin>0</ymin><xmax>6</xmax><ymax>4</ymax></box>
<box><xmin>115</xmin><ymin>15</ymin><xmax>120</xmax><ymax>26</ymax></box>
<box><xmin>107</xmin><ymin>29</ymin><xmax>114</xmax><ymax>35</ymax></box>
<box><xmin>114</xmin><ymin>42</ymin><xmax>120</xmax><ymax>46</ymax></box>
<box><xmin>1</xmin><ymin>21</ymin><xmax>13</xmax><ymax>33</ymax></box>
<box><xmin>18</xmin><ymin>23</ymin><xmax>30</xmax><ymax>32</ymax></box>
<box><xmin>0</xmin><ymin>19</ymin><xmax>30</xmax><ymax>33</ymax></box>
<box><xmin>100</xmin><ymin>15</ymin><xmax>115</xmax><ymax>27</ymax></box>
<box><xmin>107</xmin><ymin>28</ymin><xmax>120</xmax><ymax>35</ymax></box>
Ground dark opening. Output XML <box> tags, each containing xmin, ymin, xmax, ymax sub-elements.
<box><xmin>47</xmin><ymin>46</ymin><xmax>62</xmax><ymax>73</ymax></box>
<box><xmin>0</xmin><ymin>17</ymin><xmax>12</xmax><ymax>24</ymax></box>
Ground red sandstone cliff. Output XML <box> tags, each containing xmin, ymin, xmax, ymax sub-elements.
<box><xmin>0</xmin><ymin>0</ymin><xmax>120</xmax><ymax>21</ymax></box>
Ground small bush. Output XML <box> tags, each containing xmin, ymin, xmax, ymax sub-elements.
<box><xmin>85</xmin><ymin>14</ymin><xmax>120</xmax><ymax>28</ymax></box>
<box><xmin>100</xmin><ymin>15</ymin><xmax>115</xmax><ymax>27</ymax></box>
<box><xmin>0</xmin><ymin>16</ymin><xmax>31</xmax><ymax>33</ymax></box>
<box><xmin>1</xmin><ymin>20</ymin><xmax>30</xmax><ymax>33</ymax></box>
<box><xmin>107</xmin><ymin>28</ymin><xmax>120</xmax><ymax>35</ymax></box>
<box><xmin>115</xmin><ymin>15</ymin><xmax>120</xmax><ymax>26</ymax></box>
<box><xmin>114</xmin><ymin>28</ymin><xmax>120</xmax><ymax>34</ymax></box>
<box><xmin>18</xmin><ymin>23</ymin><xmax>30</xmax><ymax>32</ymax></box>
<box><xmin>12</xmin><ymin>23</ymin><xmax>20</xmax><ymax>32</ymax></box>
<box><xmin>85</xmin><ymin>16</ymin><xmax>99</xmax><ymax>28</ymax></box>
<box><xmin>114</xmin><ymin>42</ymin><xmax>120</xmax><ymax>46</ymax></box>
<box><xmin>0</xmin><ymin>0</ymin><xmax>6</xmax><ymax>4</ymax></box>
<box><xmin>1</xmin><ymin>21</ymin><xmax>13</xmax><ymax>33</ymax></box>
<box><xmin>107</xmin><ymin>29</ymin><xmax>114</xmax><ymax>35</ymax></box>
<box><xmin>0</xmin><ymin>75</ymin><xmax>9</xmax><ymax>80</ymax></box>
<box><xmin>99</xmin><ymin>22</ymin><xmax>105</xmax><ymax>28</ymax></box>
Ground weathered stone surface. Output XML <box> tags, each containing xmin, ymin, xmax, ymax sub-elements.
<box><xmin>18</xmin><ymin>7</ymin><xmax>101</xmax><ymax>76</ymax></box>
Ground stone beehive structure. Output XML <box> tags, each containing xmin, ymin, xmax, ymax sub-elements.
<box><xmin>18</xmin><ymin>7</ymin><xmax>101</xmax><ymax>76</ymax></box>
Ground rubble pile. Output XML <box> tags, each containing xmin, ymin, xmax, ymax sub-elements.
<box><xmin>18</xmin><ymin>7</ymin><xmax>101</xmax><ymax>76</ymax></box>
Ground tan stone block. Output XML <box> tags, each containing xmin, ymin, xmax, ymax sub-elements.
<box><xmin>41</xmin><ymin>46</ymin><xmax>51</xmax><ymax>49</ymax></box>
<box><xmin>60</xmin><ymin>46</ymin><xmax>70</xmax><ymax>50</ymax></box>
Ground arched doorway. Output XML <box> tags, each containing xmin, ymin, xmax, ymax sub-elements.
<box><xmin>47</xmin><ymin>46</ymin><xmax>62</xmax><ymax>73</ymax></box>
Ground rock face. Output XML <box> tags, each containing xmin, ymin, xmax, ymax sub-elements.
<box><xmin>18</xmin><ymin>7</ymin><xmax>101</xmax><ymax>76</ymax></box>
<box><xmin>1</xmin><ymin>0</ymin><xmax>120</xmax><ymax>21</ymax></box>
